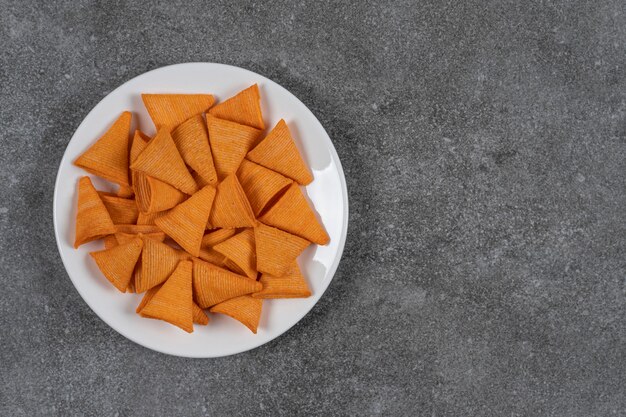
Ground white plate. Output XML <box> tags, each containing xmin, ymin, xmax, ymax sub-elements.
<box><xmin>53</xmin><ymin>63</ymin><xmax>348</xmax><ymax>358</ymax></box>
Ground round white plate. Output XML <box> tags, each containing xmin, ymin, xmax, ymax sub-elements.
<box><xmin>53</xmin><ymin>63</ymin><xmax>348</xmax><ymax>358</ymax></box>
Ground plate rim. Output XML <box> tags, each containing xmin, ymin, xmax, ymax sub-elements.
<box><xmin>52</xmin><ymin>62</ymin><xmax>349</xmax><ymax>358</ymax></box>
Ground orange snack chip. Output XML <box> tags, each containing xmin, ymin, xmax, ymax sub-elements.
<box><xmin>114</xmin><ymin>232</ymin><xmax>165</xmax><ymax>245</ymax></box>
<box><xmin>201</xmin><ymin>228</ymin><xmax>237</xmax><ymax>248</ymax></box>
<box><xmin>192</xmin><ymin>260</ymin><xmax>261</xmax><ymax>308</ymax></box>
<box><xmin>213</xmin><ymin>229</ymin><xmax>257</xmax><ymax>279</ymax></box>
<box><xmin>253</xmin><ymin>262</ymin><xmax>311</xmax><ymax>299</ymax></box>
<box><xmin>237</xmin><ymin>159</ymin><xmax>292</xmax><ymax>216</ymax></box>
<box><xmin>136</xmin><ymin>210</ymin><xmax>169</xmax><ymax>226</ymax></box>
<box><xmin>89</xmin><ymin>237</ymin><xmax>143</xmax><ymax>292</ymax></box>
<box><xmin>115</xmin><ymin>224</ymin><xmax>162</xmax><ymax>234</ymax></box>
<box><xmin>134</xmin><ymin>175</ymin><xmax>187</xmax><ymax>214</ymax></box>
<box><xmin>136</xmin><ymin>237</ymin><xmax>185</xmax><ymax>293</ymax></box>
<box><xmin>193</xmin><ymin>302</ymin><xmax>209</xmax><ymax>325</ymax></box>
<box><xmin>103</xmin><ymin>235</ymin><xmax>119</xmax><ymax>250</ymax></box>
<box><xmin>136</xmin><ymin>283</ymin><xmax>160</xmax><ymax>313</ymax></box>
<box><xmin>247</xmin><ymin>119</ymin><xmax>313</xmax><ymax>185</ymax></box>
<box><xmin>208</xmin><ymin>84</ymin><xmax>264</xmax><ymax>130</ymax></box>
<box><xmin>206</xmin><ymin>115</ymin><xmax>262</xmax><ymax>180</ymax></box>
<box><xmin>130</xmin><ymin>128</ymin><xmax>197</xmax><ymax>195</ymax></box>
<box><xmin>208</xmin><ymin>175</ymin><xmax>256</xmax><ymax>228</ymax></box>
<box><xmin>198</xmin><ymin>247</ymin><xmax>227</xmax><ymax>266</ymax></box>
<box><xmin>117</xmin><ymin>185</ymin><xmax>134</xmax><ymax>198</ymax></box>
<box><xmin>98</xmin><ymin>194</ymin><xmax>139</xmax><ymax>224</ymax></box>
<box><xmin>74</xmin><ymin>111</ymin><xmax>131</xmax><ymax>186</ymax></box>
<box><xmin>155</xmin><ymin>185</ymin><xmax>216</xmax><ymax>257</ymax></box>
<box><xmin>74</xmin><ymin>177</ymin><xmax>116</xmax><ymax>248</ymax></box>
<box><xmin>142</xmin><ymin>94</ymin><xmax>215</xmax><ymax>131</ymax></box>
<box><xmin>259</xmin><ymin>183</ymin><xmax>329</xmax><ymax>245</ymax></box>
<box><xmin>254</xmin><ymin>223</ymin><xmax>310</xmax><ymax>276</ymax></box>
<box><xmin>171</xmin><ymin>115</ymin><xmax>218</xmax><ymax>185</ymax></box>
<box><xmin>209</xmin><ymin>295</ymin><xmax>262</xmax><ymax>334</ymax></box>
<box><xmin>140</xmin><ymin>260</ymin><xmax>194</xmax><ymax>333</ymax></box>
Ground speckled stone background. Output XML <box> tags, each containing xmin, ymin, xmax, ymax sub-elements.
<box><xmin>1</xmin><ymin>0</ymin><xmax>625</xmax><ymax>415</ymax></box>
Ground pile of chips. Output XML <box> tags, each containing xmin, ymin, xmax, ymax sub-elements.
<box><xmin>72</xmin><ymin>85</ymin><xmax>329</xmax><ymax>333</ymax></box>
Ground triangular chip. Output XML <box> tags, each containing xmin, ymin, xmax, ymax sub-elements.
<box><xmin>223</xmin><ymin>259</ymin><xmax>248</xmax><ymax>276</ymax></box>
<box><xmin>130</xmin><ymin>128</ymin><xmax>197</xmax><ymax>195</ymax></box>
<box><xmin>74</xmin><ymin>112</ymin><xmax>131</xmax><ymax>186</ymax></box>
<box><xmin>192</xmin><ymin>302</ymin><xmax>209</xmax><ymax>325</ymax></box>
<box><xmin>237</xmin><ymin>159</ymin><xmax>292</xmax><ymax>215</ymax></box>
<box><xmin>89</xmin><ymin>237</ymin><xmax>143</xmax><ymax>292</ymax></box>
<box><xmin>134</xmin><ymin>174</ymin><xmax>187</xmax><ymax>214</ymax></box>
<box><xmin>115</xmin><ymin>224</ymin><xmax>161</xmax><ymax>234</ymax></box>
<box><xmin>247</xmin><ymin>119</ymin><xmax>313</xmax><ymax>185</ymax></box>
<box><xmin>142</xmin><ymin>94</ymin><xmax>215</xmax><ymax>131</ymax></box>
<box><xmin>201</xmin><ymin>229</ymin><xmax>237</xmax><ymax>248</ymax></box>
<box><xmin>253</xmin><ymin>263</ymin><xmax>311</xmax><ymax>299</ymax></box>
<box><xmin>131</xmin><ymin>129</ymin><xmax>151</xmax><ymax>162</ymax></box>
<box><xmin>114</xmin><ymin>232</ymin><xmax>165</xmax><ymax>245</ymax></box>
<box><xmin>208</xmin><ymin>175</ymin><xmax>256</xmax><ymax>228</ymax></box>
<box><xmin>192</xmin><ymin>260</ymin><xmax>261</xmax><ymax>308</ymax></box>
<box><xmin>259</xmin><ymin>183</ymin><xmax>329</xmax><ymax>245</ymax></box>
<box><xmin>171</xmin><ymin>115</ymin><xmax>218</xmax><ymax>185</ymax></box>
<box><xmin>254</xmin><ymin>223</ymin><xmax>310</xmax><ymax>276</ymax></box>
<box><xmin>117</xmin><ymin>185</ymin><xmax>134</xmax><ymax>198</ymax></box>
<box><xmin>98</xmin><ymin>194</ymin><xmax>139</xmax><ymax>224</ymax></box>
<box><xmin>209</xmin><ymin>296</ymin><xmax>262</xmax><ymax>333</ymax></box>
<box><xmin>155</xmin><ymin>186</ymin><xmax>216</xmax><ymax>257</ymax></box>
<box><xmin>213</xmin><ymin>229</ymin><xmax>257</xmax><ymax>279</ymax></box>
<box><xmin>137</xmin><ymin>237</ymin><xmax>186</xmax><ymax>292</ymax></box>
<box><xmin>74</xmin><ymin>177</ymin><xmax>116</xmax><ymax>248</ymax></box>
<box><xmin>198</xmin><ymin>247</ymin><xmax>227</xmax><ymax>266</ymax></box>
<box><xmin>103</xmin><ymin>235</ymin><xmax>119</xmax><ymax>250</ymax></box>
<box><xmin>136</xmin><ymin>283</ymin><xmax>161</xmax><ymax>313</ymax></box>
<box><xmin>206</xmin><ymin>115</ymin><xmax>262</xmax><ymax>180</ymax></box>
<box><xmin>208</xmin><ymin>84</ymin><xmax>264</xmax><ymax>129</ymax></box>
<box><xmin>140</xmin><ymin>260</ymin><xmax>194</xmax><ymax>332</ymax></box>
<box><xmin>136</xmin><ymin>210</ymin><xmax>169</xmax><ymax>226</ymax></box>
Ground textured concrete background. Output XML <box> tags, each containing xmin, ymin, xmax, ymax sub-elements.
<box><xmin>1</xmin><ymin>0</ymin><xmax>625</xmax><ymax>416</ymax></box>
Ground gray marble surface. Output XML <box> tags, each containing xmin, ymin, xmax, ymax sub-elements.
<box><xmin>1</xmin><ymin>0</ymin><xmax>625</xmax><ymax>416</ymax></box>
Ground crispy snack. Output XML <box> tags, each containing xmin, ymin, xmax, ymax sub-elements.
<box><xmin>74</xmin><ymin>112</ymin><xmax>131</xmax><ymax>186</ymax></box>
<box><xmin>136</xmin><ymin>210</ymin><xmax>169</xmax><ymax>226</ymax></box>
<box><xmin>253</xmin><ymin>263</ymin><xmax>311</xmax><ymax>299</ymax></box>
<box><xmin>209</xmin><ymin>295</ymin><xmax>262</xmax><ymax>334</ymax></box>
<box><xmin>213</xmin><ymin>229</ymin><xmax>257</xmax><ymax>279</ymax></box>
<box><xmin>117</xmin><ymin>185</ymin><xmax>134</xmax><ymax>198</ymax></box>
<box><xmin>247</xmin><ymin>119</ymin><xmax>313</xmax><ymax>185</ymax></box>
<box><xmin>114</xmin><ymin>224</ymin><xmax>162</xmax><ymax>234</ymax></box>
<box><xmin>155</xmin><ymin>185</ymin><xmax>216</xmax><ymax>257</ymax></box>
<box><xmin>254</xmin><ymin>223</ymin><xmax>310</xmax><ymax>276</ymax></box>
<box><xmin>103</xmin><ymin>235</ymin><xmax>119</xmax><ymax>250</ymax></box>
<box><xmin>98</xmin><ymin>194</ymin><xmax>139</xmax><ymax>224</ymax></box>
<box><xmin>206</xmin><ymin>115</ymin><xmax>262</xmax><ymax>180</ymax></box>
<box><xmin>208</xmin><ymin>84</ymin><xmax>264</xmax><ymax>130</ymax></box>
<box><xmin>171</xmin><ymin>115</ymin><xmax>218</xmax><ymax>185</ymax></box>
<box><xmin>89</xmin><ymin>237</ymin><xmax>143</xmax><ymax>292</ymax></box>
<box><xmin>208</xmin><ymin>175</ymin><xmax>256</xmax><ymax>228</ymax></box>
<box><xmin>134</xmin><ymin>174</ymin><xmax>187</xmax><ymax>214</ymax></box>
<box><xmin>259</xmin><ymin>183</ymin><xmax>329</xmax><ymax>245</ymax></box>
<box><xmin>130</xmin><ymin>128</ymin><xmax>197</xmax><ymax>195</ymax></box>
<box><xmin>130</xmin><ymin>130</ymin><xmax>150</xmax><ymax>191</ymax></box>
<box><xmin>136</xmin><ymin>237</ymin><xmax>185</xmax><ymax>293</ymax></box>
<box><xmin>237</xmin><ymin>159</ymin><xmax>292</xmax><ymax>216</ymax></box>
<box><xmin>140</xmin><ymin>260</ymin><xmax>194</xmax><ymax>333</ymax></box>
<box><xmin>136</xmin><ymin>283</ymin><xmax>160</xmax><ymax>313</ymax></box>
<box><xmin>201</xmin><ymin>228</ymin><xmax>237</xmax><ymax>248</ymax></box>
<box><xmin>114</xmin><ymin>232</ymin><xmax>166</xmax><ymax>244</ymax></box>
<box><xmin>74</xmin><ymin>177</ymin><xmax>116</xmax><ymax>248</ymax></box>
<box><xmin>192</xmin><ymin>260</ymin><xmax>261</xmax><ymax>308</ymax></box>
<box><xmin>198</xmin><ymin>248</ymin><xmax>227</xmax><ymax>265</ymax></box>
<box><xmin>192</xmin><ymin>303</ymin><xmax>209</xmax><ymax>325</ymax></box>
<box><xmin>142</xmin><ymin>94</ymin><xmax>215</xmax><ymax>131</ymax></box>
